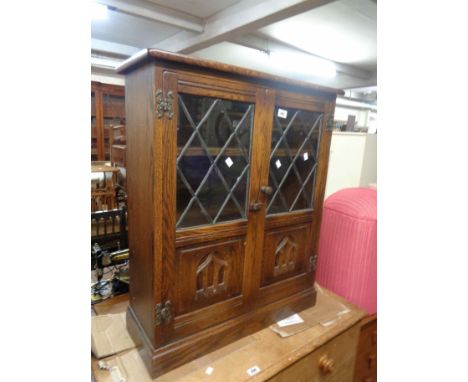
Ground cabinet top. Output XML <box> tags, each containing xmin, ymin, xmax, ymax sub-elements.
<box><xmin>117</xmin><ymin>48</ymin><xmax>344</xmax><ymax>97</ymax></box>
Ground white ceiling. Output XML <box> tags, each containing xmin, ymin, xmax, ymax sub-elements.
<box><xmin>259</xmin><ymin>0</ymin><xmax>376</xmax><ymax>70</ymax></box>
<box><xmin>146</xmin><ymin>0</ymin><xmax>241</xmax><ymax>18</ymax></box>
<box><xmin>192</xmin><ymin>41</ymin><xmax>373</xmax><ymax>89</ymax></box>
<box><xmin>92</xmin><ymin>11</ymin><xmax>180</xmax><ymax>47</ymax></box>
<box><xmin>91</xmin><ymin>0</ymin><xmax>377</xmax><ymax>91</ymax></box>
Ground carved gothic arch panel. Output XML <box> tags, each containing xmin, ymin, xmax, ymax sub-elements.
<box><xmin>274</xmin><ymin>235</ymin><xmax>297</xmax><ymax>276</ymax></box>
<box><xmin>195</xmin><ymin>252</ymin><xmax>229</xmax><ymax>300</ymax></box>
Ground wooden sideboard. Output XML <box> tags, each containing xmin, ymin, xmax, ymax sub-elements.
<box><xmin>92</xmin><ymin>287</ymin><xmax>366</xmax><ymax>382</ymax></box>
<box><xmin>269</xmin><ymin>324</ymin><xmax>361</xmax><ymax>381</ymax></box>
<box><xmin>354</xmin><ymin>314</ymin><xmax>377</xmax><ymax>382</ymax></box>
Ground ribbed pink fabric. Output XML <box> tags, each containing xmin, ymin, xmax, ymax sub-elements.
<box><xmin>316</xmin><ymin>188</ymin><xmax>377</xmax><ymax>314</ymax></box>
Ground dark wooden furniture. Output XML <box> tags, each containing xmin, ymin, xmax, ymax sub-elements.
<box><xmin>117</xmin><ymin>48</ymin><xmax>342</xmax><ymax>378</ymax></box>
<box><xmin>354</xmin><ymin>314</ymin><xmax>377</xmax><ymax>382</ymax></box>
<box><xmin>91</xmin><ymin>82</ymin><xmax>125</xmax><ymax>161</ymax></box>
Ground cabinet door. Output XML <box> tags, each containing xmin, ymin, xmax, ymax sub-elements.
<box><xmin>257</xmin><ymin>90</ymin><xmax>333</xmax><ymax>306</ymax></box>
<box><xmin>91</xmin><ymin>89</ymin><xmax>99</xmax><ymax>161</ymax></box>
<box><xmin>156</xmin><ymin>69</ymin><xmax>272</xmax><ymax>342</ymax></box>
<box><xmin>91</xmin><ymin>82</ymin><xmax>125</xmax><ymax>162</ymax></box>
<box><xmin>102</xmin><ymin>88</ymin><xmax>125</xmax><ymax>161</ymax></box>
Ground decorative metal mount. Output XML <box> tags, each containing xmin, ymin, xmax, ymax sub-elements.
<box><xmin>308</xmin><ymin>254</ymin><xmax>318</xmax><ymax>272</ymax></box>
<box><xmin>155</xmin><ymin>89</ymin><xmax>174</xmax><ymax>119</ymax></box>
<box><xmin>326</xmin><ymin>114</ymin><xmax>334</xmax><ymax>132</ymax></box>
<box><xmin>155</xmin><ymin>300</ymin><xmax>172</xmax><ymax>326</ymax></box>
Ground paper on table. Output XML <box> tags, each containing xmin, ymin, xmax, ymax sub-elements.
<box><xmin>269</xmin><ymin>285</ymin><xmax>351</xmax><ymax>338</ymax></box>
<box><xmin>276</xmin><ymin>314</ymin><xmax>304</xmax><ymax>327</ymax></box>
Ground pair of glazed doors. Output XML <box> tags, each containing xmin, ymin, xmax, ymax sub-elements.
<box><xmin>155</xmin><ymin>68</ymin><xmax>333</xmax><ymax>342</ymax></box>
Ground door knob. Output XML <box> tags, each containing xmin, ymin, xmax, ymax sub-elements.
<box><xmin>260</xmin><ymin>186</ymin><xmax>273</xmax><ymax>195</ymax></box>
<box><xmin>249</xmin><ymin>202</ymin><xmax>263</xmax><ymax>212</ymax></box>
<box><xmin>318</xmin><ymin>355</ymin><xmax>335</xmax><ymax>374</ymax></box>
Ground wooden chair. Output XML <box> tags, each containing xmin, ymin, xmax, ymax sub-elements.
<box><xmin>91</xmin><ymin>162</ymin><xmax>120</xmax><ymax>212</ymax></box>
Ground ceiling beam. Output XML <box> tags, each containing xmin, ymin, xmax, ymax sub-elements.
<box><xmin>340</xmin><ymin>0</ymin><xmax>376</xmax><ymax>22</ymax></box>
<box><xmin>96</xmin><ymin>0</ymin><xmax>204</xmax><ymax>33</ymax></box>
<box><xmin>230</xmin><ymin>34</ymin><xmax>373</xmax><ymax>80</ymax></box>
<box><xmin>153</xmin><ymin>0</ymin><xmax>336</xmax><ymax>54</ymax></box>
<box><xmin>336</xmin><ymin>97</ymin><xmax>377</xmax><ymax>111</ymax></box>
<box><xmin>91</xmin><ymin>38</ymin><xmax>140</xmax><ymax>58</ymax></box>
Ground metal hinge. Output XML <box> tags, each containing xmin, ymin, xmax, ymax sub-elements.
<box><xmin>155</xmin><ymin>300</ymin><xmax>172</xmax><ymax>326</ymax></box>
<box><xmin>326</xmin><ymin>114</ymin><xmax>334</xmax><ymax>132</ymax></box>
<box><xmin>155</xmin><ymin>89</ymin><xmax>174</xmax><ymax>119</ymax></box>
<box><xmin>308</xmin><ymin>254</ymin><xmax>318</xmax><ymax>272</ymax></box>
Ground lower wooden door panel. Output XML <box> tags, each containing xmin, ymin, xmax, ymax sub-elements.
<box><xmin>170</xmin><ymin>236</ymin><xmax>248</xmax><ymax>340</ymax></box>
<box><xmin>259</xmin><ymin>222</ymin><xmax>316</xmax><ymax>306</ymax></box>
<box><xmin>176</xmin><ymin>238</ymin><xmax>245</xmax><ymax>314</ymax></box>
<box><xmin>261</xmin><ymin>224</ymin><xmax>310</xmax><ymax>285</ymax></box>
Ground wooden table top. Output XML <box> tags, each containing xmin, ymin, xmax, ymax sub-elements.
<box><xmin>92</xmin><ymin>286</ymin><xmax>365</xmax><ymax>382</ymax></box>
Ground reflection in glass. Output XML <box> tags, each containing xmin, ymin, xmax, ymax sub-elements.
<box><xmin>103</xmin><ymin>93</ymin><xmax>125</xmax><ymax>161</ymax></box>
<box><xmin>91</xmin><ymin>91</ymin><xmax>98</xmax><ymax>161</ymax></box>
<box><xmin>267</xmin><ymin>108</ymin><xmax>323</xmax><ymax>215</ymax></box>
<box><xmin>176</xmin><ymin>94</ymin><xmax>254</xmax><ymax>228</ymax></box>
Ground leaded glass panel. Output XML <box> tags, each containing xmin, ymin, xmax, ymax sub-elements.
<box><xmin>176</xmin><ymin>94</ymin><xmax>254</xmax><ymax>228</ymax></box>
<box><xmin>266</xmin><ymin>107</ymin><xmax>322</xmax><ymax>215</ymax></box>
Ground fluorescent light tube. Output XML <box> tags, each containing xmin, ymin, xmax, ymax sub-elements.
<box><xmin>92</xmin><ymin>2</ymin><xmax>108</xmax><ymax>20</ymax></box>
<box><xmin>269</xmin><ymin>51</ymin><xmax>336</xmax><ymax>78</ymax></box>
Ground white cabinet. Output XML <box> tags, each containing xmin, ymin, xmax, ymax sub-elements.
<box><xmin>325</xmin><ymin>132</ymin><xmax>377</xmax><ymax>198</ymax></box>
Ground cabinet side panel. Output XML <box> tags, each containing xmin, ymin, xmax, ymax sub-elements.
<box><xmin>125</xmin><ymin>64</ymin><xmax>155</xmax><ymax>339</ymax></box>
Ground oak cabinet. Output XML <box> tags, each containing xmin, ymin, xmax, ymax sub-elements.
<box><xmin>118</xmin><ymin>49</ymin><xmax>341</xmax><ymax>378</ymax></box>
<box><xmin>91</xmin><ymin>81</ymin><xmax>125</xmax><ymax>161</ymax></box>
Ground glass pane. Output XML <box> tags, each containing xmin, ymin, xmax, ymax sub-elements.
<box><xmin>103</xmin><ymin>93</ymin><xmax>125</xmax><ymax>161</ymax></box>
<box><xmin>266</xmin><ymin>107</ymin><xmax>323</xmax><ymax>215</ymax></box>
<box><xmin>176</xmin><ymin>94</ymin><xmax>254</xmax><ymax>228</ymax></box>
<box><xmin>91</xmin><ymin>91</ymin><xmax>98</xmax><ymax>161</ymax></box>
